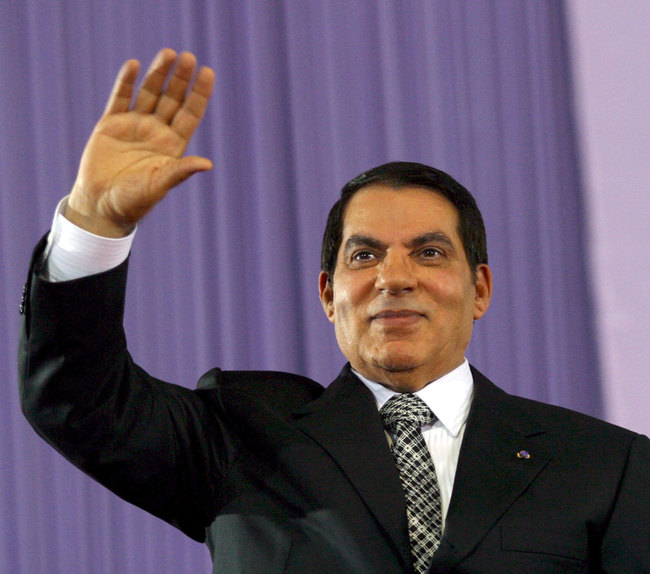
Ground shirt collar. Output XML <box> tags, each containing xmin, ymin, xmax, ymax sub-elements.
<box><xmin>353</xmin><ymin>359</ymin><xmax>474</xmax><ymax>438</ymax></box>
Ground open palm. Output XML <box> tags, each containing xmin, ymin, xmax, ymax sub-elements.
<box><xmin>68</xmin><ymin>49</ymin><xmax>215</xmax><ymax>237</ymax></box>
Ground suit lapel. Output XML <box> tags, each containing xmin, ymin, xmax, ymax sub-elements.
<box><xmin>290</xmin><ymin>365</ymin><xmax>551</xmax><ymax>571</ymax></box>
<box><xmin>291</xmin><ymin>365</ymin><xmax>413</xmax><ymax>571</ymax></box>
<box><xmin>432</xmin><ymin>368</ymin><xmax>551</xmax><ymax>568</ymax></box>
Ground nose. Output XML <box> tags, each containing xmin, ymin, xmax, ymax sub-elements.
<box><xmin>375</xmin><ymin>252</ymin><xmax>417</xmax><ymax>294</ymax></box>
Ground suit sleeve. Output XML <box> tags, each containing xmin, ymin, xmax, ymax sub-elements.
<box><xmin>18</xmin><ymin>238</ymin><xmax>234</xmax><ymax>541</ymax></box>
<box><xmin>600</xmin><ymin>432</ymin><xmax>650</xmax><ymax>572</ymax></box>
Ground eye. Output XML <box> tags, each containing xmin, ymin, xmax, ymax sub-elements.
<box><xmin>419</xmin><ymin>247</ymin><xmax>443</xmax><ymax>259</ymax></box>
<box><xmin>348</xmin><ymin>249</ymin><xmax>382</xmax><ymax>268</ymax></box>
<box><xmin>352</xmin><ymin>250</ymin><xmax>376</xmax><ymax>262</ymax></box>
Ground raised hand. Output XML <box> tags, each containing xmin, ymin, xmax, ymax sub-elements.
<box><xmin>66</xmin><ymin>49</ymin><xmax>215</xmax><ymax>237</ymax></box>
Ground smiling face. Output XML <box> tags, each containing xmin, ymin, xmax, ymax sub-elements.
<box><xmin>319</xmin><ymin>184</ymin><xmax>492</xmax><ymax>392</ymax></box>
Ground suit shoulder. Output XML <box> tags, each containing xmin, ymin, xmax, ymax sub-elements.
<box><xmin>513</xmin><ymin>393</ymin><xmax>638</xmax><ymax>438</ymax></box>
<box><xmin>471</xmin><ymin>366</ymin><xmax>644</xmax><ymax>446</ymax></box>
<box><xmin>195</xmin><ymin>367</ymin><xmax>325</xmax><ymax>415</ymax></box>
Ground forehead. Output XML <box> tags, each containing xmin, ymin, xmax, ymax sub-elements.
<box><xmin>342</xmin><ymin>184</ymin><xmax>460</xmax><ymax>238</ymax></box>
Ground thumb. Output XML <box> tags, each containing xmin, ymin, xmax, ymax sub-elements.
<box><xmin>159</xmin><ymin>156</ymin><xmax>213</xmax><ymax>191</ymax></box>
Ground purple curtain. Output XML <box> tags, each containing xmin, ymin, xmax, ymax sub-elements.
<box><xmin>1</xmin><ymin>1</ymin><xmax>600</xmax><ymax>572</ymax></box>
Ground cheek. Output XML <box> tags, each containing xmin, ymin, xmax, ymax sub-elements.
<box><xmin>332</xmin><ymin>296</ymin><xmax>356</xmax><ymax>332</ymax></box>
<box><xmin>423</xmin><ymin>277</ymin><xmax>460</xmax><ymax>303</ymax></box>
<box><xmin>332</xmin><ymin>289</ymin><xmax>368</xmax><ymax>338</ymax></box>
<box><xmin>331</xmin><ymin>278</ymin><xmax>363</xmax><ymax>317</ymax></box>
<box><xmin>425</xmin><ymin>280</ymin><xmax>476</xmax><ymax>320</ymax></box>
<box><xmin>332</xmin><ymin>303</ymin><xmax>363</xmax><ymax>360</ymax></box>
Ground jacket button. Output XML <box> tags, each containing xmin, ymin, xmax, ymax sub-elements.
<box><xmin>19</xmin><ymin>284</ymin><xmax>27</xmax><ymax>315</ymax></box>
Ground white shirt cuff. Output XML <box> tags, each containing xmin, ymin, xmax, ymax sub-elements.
<box><xmin>44</xmin><ymin>197</ymin><xmax>136</xmax><ymax>282</ymax></box>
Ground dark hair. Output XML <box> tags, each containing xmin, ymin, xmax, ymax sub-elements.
<box><xmin>320</xmin><ymin>161</ymin><xmax>488</xmax><ymax>282</ymax></box>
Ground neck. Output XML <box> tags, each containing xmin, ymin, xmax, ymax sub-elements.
<box><xmin>354</xmin><ymin>359</ymin><xmax>465</xmax><ymax>393</ymax></box>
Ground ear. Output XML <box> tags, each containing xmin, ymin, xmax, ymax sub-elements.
<box><xmin>318</xmin><ymin>271</ymin><xmax>335</xmax><ymax>322</ymax></box>
<box><xmin>473</xmin><ymin>264</ymin><xmax>492</xmax><ymax>320</ymax></box>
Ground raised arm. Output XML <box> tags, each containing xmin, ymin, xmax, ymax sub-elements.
<box><xmin>66</xmin><ymin>48</ymin><xmax>215</xmax><ymax>237</ymax></box>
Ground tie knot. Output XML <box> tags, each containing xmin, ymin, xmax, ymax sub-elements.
<box><xmin>379</xmin><ymin>393</ymin><xmax>436</xmax><ymax>431</ymax></box>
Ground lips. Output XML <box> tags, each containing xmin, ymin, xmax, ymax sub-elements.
<box><xmin>371</xmin><ymin>309</ymin><xmax>425</xmax><ymax>327</ymax></box>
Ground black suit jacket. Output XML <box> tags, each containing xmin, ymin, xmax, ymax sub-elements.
<box><xmin>19</xmin><ymin>241</ymin><xmax>650</xmax><ymax>573</ymax></box>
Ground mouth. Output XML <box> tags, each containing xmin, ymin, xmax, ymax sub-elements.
<box><xmin>371</xmin><ymin>309</ymin><xmax>425</xmax><ymax>328</ymax></box>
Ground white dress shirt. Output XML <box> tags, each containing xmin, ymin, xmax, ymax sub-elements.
<box><xmin>354</xmin><ymin>362</ymin><xmax>473</xmax><ymax>528</ymax></box>
<box><xmin>45</xmin><ymin>197</ymin><xmax>135</xmax><ymax>282</ymax></box>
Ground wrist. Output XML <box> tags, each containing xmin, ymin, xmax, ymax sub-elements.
<box><xmin>66</xmin><ymin>192</ymin><xmax>135</xmax><ymax>238</ymax></box>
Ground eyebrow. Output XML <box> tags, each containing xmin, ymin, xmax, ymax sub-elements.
<box><xmin>343</xmin><ymin>235</ymin><xmax>387</xmax><ymax>255</ymax></box>
<box><xmin>406</xmin><ymin>232</ymin><xmax>456</xmax><ymax>252</ymax></box>
<box><xmin>343</xmin><ymin>232</ymin><xmax>456</xmax><ymax>254</ymax></box>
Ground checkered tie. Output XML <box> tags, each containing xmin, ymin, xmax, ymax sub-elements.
<box><xmin>380</xmin><ymin>393</ymin><xmax>442</xmax><ymax>573</ymax></box>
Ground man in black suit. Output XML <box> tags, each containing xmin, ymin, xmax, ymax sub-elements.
<box><xmin>19</xmin><ymin>49</ymin><xmax>649</xmax><ymax>573</ymax></box>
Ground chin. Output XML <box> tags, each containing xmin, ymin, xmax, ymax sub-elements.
<box><xmin>372</xmin><ymin>350</ymin><xmax>422</xmax><ymax>374</ymax></box>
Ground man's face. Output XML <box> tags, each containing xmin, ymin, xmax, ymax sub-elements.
<box><xmin>319</xmin><ymin>185</ymin><xmax>492</xmax><ymax>392</ymax></box>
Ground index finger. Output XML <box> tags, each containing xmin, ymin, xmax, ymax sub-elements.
<box><xmin>103</xmin><ymin>59</ymin><xmax>141</xmax><ymax>115</ymax></box>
